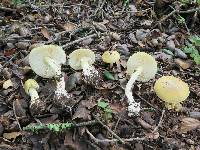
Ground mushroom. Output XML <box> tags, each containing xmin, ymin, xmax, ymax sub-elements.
<box><xmin>29</xmin><ymin>45</ymin><xmax>66</xmax><ymax>78</ymax></box>
<box><xmin>154</xmin><ymin>76</ymin><xmax>190</xmax><ymax>111</ymax></box>
<box><xmin>102</xmin><ymin>51</ymin><xmax>120</xmax><ymax>68</ymax></box>
<box><xmin>125</xmin><ymin>52</ymin><xmax>157</xmax><ymax>115</ymax></box>
<box><xmin>24</xmin><ymin>79</ymin><xmax>45</xmax><ymax>114</ymax></box>
<box><xmin>29</xmin><ymin>45</ymin><xmax>72</xmax><ymax>107</ymax></box>
<box><xmin>68</xmin><ymin>49</ymin><xmax>101</xmax><ymax>86</ymax></box>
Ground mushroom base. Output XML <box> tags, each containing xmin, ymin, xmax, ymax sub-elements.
<box><xmin>30</xmin><ymin>98</ymin><xmax>46</xmax><ymax>115</ymax></box>
<box><xmin>128</xmin><ymin>102</ymin><xmax>141</xmax><ymax>116</ymax></box>
<box><xmin>165</xmin><ymin>102</ymin><xmax>182</xmax><ymax>111</ymax></box>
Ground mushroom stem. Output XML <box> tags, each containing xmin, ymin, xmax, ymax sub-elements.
<box><xmin>44</xmin><ymin>57</ymin><xmax>61</xmax><ymax>77</ymax></box>
<box><xmin>125</xmin><ymin>66</ymin><xmax>143</xmax><ymax>115</ymax></box>
<box><xmin>80</xmin><ymin>58</ymin><xmax>93</xmax><ymax>76</ymax></box>
<box><xmin>28</xmin><ymin>88</ymin><xmax>39</xmax><ymax>104</ymax></box>
<box><xmin>55</xmin><ymin>76</ymin><xmax>71</xmax><ymax>99</ymax></box>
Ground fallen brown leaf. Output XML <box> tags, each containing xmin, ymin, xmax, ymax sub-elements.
<box><xmin>179</xmin><ymin>117</ymin><xmax>200</xmax><ymax>133</ymax></box>
<box><xmin>41</xmin><ymin>27</ymin><xmax>50</xmax><ymax>39</ymax></box>
<box><xmin>62</xmin><ymin>22</ymin><xmax>77</xmax><ymax>32</ymax></box>
<box><xmin>175</xmin><ymin>58</ymin><xmax>192</xmax><ymax>70</ymax></box>
<box><xmin>3</xmin><ymin>132</ymin><xmax>21</xmax><ymax>140</ymax></box>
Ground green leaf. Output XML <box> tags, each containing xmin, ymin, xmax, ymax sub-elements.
<box><xmin>104</xmin><ymin>70</ymin><xmax>115</xmax><ymax>80</ymax></box>
<box><xmin>189</xmin><ymin>35</ymin><xmax>200</xmax><ymax>46</ymax></box>
<box><xmin>194</xmin><ymin>56</ymin><xmax>200</xmax><ymax>65</ymax></box>
<box><xmin>98</xmin><ymin>100</ymin><xmax>108</xmax><ymax>109</ymax></box>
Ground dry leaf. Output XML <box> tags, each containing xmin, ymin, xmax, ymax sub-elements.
<box><xmin>3</xmin><ymin>79</ymin><xmax>13</xmax><ymax>89</ymax></box>
<box><xmin>62</xmin><ymin>22</ymin><xmax>77</xmax><ymax>32</ymax></box>
<box><xmin>3</xmin><ymin>132</ymin><xmax>21</xmax><ymax>140</ymax></box>
<box><xmin>175</xmin><ymin>58</ymin><xmax>192</xmax><ymax>69</ymax></box>
<box><xmin>179</xmin><ymin>117</ymin><xmax>200</xmax><ymax>133</ymax></box>
<box><xmin>145</xmin><ymin>131</ymin><xmax>159</xmax><ymax>139</ymax></box>
<box><xmin>41</xmin><ymin>27</ymin><xmax>50</xmax><ymax>39</ymax></box>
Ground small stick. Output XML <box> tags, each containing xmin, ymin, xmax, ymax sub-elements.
<box><xmin>62</xmin><ymin>33</ymin><xmax>106</xmax><ymax>48</ymax></box>
<box><xmin>93</xmin><ymin>115</ymin><xmax>125</xmax><ymax>144</ymax></box>
<box><xmin>86</xmin><ymin>128</ymin><xmax>146</xmax><ymax>143</ymax></box>
<box><xmin>0</xmin><ymin>6</ymin><xmax>16</xmax><ymax>12</ymax></box>
<box><xmin>153</xmin><ymin>109</ymin><xmax>165</xmax><ymax>132</ymax></box>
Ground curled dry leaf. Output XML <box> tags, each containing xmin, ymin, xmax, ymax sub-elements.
<box><xmin>174</xmin><ymin>58</ymin><xmax>192</xmax><ymax>70</ymax></box>
<box><xmin>41</xmin><ymin>27</ymin><xmax>50</xmax><ymax>39</ymax></box>
<box><xmin>3</xmin><ymin>79</ymin><xmax>13</xmax><ymax>89</ymax></box>
<box><xmin>62</xmin><ymin>22</ymin><xmax>77</xmax><ymax>32</ymax></box>
<box><xmin>3</xmin><ymin>132</ymin><xmax>21</xmax><ymax>140</ymax></box>
<box><xmin>179</xmin><ymin>117</ymin><xmax>200</xmax><ymax>133</ymax></box>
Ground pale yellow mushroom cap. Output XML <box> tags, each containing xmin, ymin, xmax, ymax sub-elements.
<box><xmin>127</xmin><ymin>52</ymin><xmax>157</xmax><ymax>82</ymax></box>
<box><xmin>29</xmin><ymin>45</ymin><xmax>66</xmax><ymax>78</ymax></box>
<box><xmin>102</xmin><ymin>51</ymin><xmax>120</xmax><ymax>64</ymax></box>
<box><xmin>68</xmin><ymin>49</ymin><xmax>95</xmax><ymax>70</ymax></box>
<box><xmin>154</xmin><ymin>76</ymin><xmax>190</xmax><ymax>105</ymax></box>
<box><xmin>24</xmin><ymin>79</ymin><xmax>39</xmax><ymax>94</ymax></box>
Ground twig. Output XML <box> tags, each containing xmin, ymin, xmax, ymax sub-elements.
<box><xmin>153</xmin><ymin>109</ymin><xmax>165</xmax><ymax>132</ymax></box>
<box><xmin>152</xmin><ymin>9</ymin><xmax>177</xmax><ymax>29</ymax></box>
<box><xmin>2</xmin><ymin>53</ymin><xmax>19</xmax><ymax>68</ymax></box>
<box><xmin>86</xmin><ymin>129</ymin><xmax>146</xmax><ymax>144</ymax></box>
<box><xmin>135</xmin><ymin>93</ymin><xmax>162</xmax><ymax>112</ymax></box>
<box><xmin>0</xmin><ymin>6</ymin><xmax>16</xmax><ymax>12</ymax></box>
<box><xmin>93</xmin><ymin>115</ymin><xmax>125</xmax><ymax>144</ymax></box>
<box><xmin>179</xmin><ymin>7</ymin><xmax>200</xmax><ymax>14</ymax></box>
<box><xmin>62</xmin><ymin>33</ymin><xmax>105</xmax><ymax>48</ymax></box>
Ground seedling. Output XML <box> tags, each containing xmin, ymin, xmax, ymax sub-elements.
<box><xmin>97</xmin><ymin>100</ymin><xmax>112</xmax><ymax>121</ymax></box>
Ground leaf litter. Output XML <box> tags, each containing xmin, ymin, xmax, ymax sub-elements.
<box><xmin>0</xmin><ymin>0</ymin><xmax>200</xmax><ymax>150</ymax></box>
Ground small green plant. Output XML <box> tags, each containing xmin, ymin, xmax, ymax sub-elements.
<box><xmin>12</xmin><ymin>0</ymin><xmax>24</xmax><ymax>6</ymax></box>
<box><xmin>97</xmin><ymin>100</ymin><xmax>112</xmax><ymax>120</ymax></box>
<box><xmin>183</xmin><ymin>35</ymin><xmax>200</xmax><ymax>65</ymax></box>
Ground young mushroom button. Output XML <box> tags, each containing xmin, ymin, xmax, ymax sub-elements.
<box><xmin>102</xmin><ymin>51</ymin><xmax>120</xmax><ymax>67</ymax></box>
<box><xmin>69</xmin><ymin>49</ymin><xmax>101</xmax><ymax>86</ymax></box>
<box><xmin>154</xmin><ymin>76</ymin><xmax>190</xmax><ymax>111</ymax></box>
<box><xmin>28</xmin><ymin>45</ymin><xmax>72</xmax><ymax>108</ymax></box>
<box><xmin>125</xmin><ymin>52</ymin><xmax>157</xmax><ymax>116</ymax></box>
<box><xmin>24</xmin><ymin>79</ymin><xmax>45</xmax><ymax>114</ymax></box>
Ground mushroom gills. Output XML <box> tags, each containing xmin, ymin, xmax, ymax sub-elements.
<box><xmin>125</xmin><ymin>66</ymin><xmax>143</xmax><ymax>115</ymax></box>
<box><xmin>44</xmin><ymin>56</ymin><xmax>61</xmax><ymax>77</ymax></box>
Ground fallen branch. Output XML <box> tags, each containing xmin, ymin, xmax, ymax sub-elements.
<box><xmin>62</xmin><ymin>32</ymin><xmax>106</xmax><ymax>48</ymax></box>
<box><xmin>23</xmin><ymin>120</ymin><xmax>97</xmax><ymax>132</ymax></box>
<box><xmin>93</xmin><ymin>115</ymin><xmax>125</xmax><ymax>144</ymax></box>
<box><xmin>0</xmin><ymin>6</ymin><xmax>16</xmax><ymax>12</ymax></box>
<box><xmin>86</xmin><ymin>129</ymin><xmax>146</xmax><ymax>144</ymax></box>
<box><xmin>179</xmin><ymin>7</ymin><xmax>200</xmax><ymax>14</ymax></box>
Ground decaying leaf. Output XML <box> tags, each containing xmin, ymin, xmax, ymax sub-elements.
<box><xmin>72</xmin><ymin>101</ymin><xmax>91</xmax><ymax>120</ymax></box>
<box><xmin>3</xmin><ymin>79</ymin><xmax>13</xmax><ymax>89</ymax></box>
<box><xmin>175</xmin><ymin>58</ymin><xmax>192</xmax><ymax>69</ymax></box>
<box><xmin>62</xmin><ymin>22</ymin><xmax>77</xmax><ymax>32</ymax></box>
<box><xmin>3</xmin><ymin>132</ymin><xmax>21</xmax><ymax>140</ymax></box>
<box><xmin>179</xmin><ymin>117</ymin><xmax>200</xmax><ymax>133</ymax></box>
<box><xmin>41</xmin><ymin>27</ymin><xmax>50</xmax><ymax>39</ymax></box>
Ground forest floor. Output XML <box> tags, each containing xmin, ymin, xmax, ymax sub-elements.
<box><xmin>0</xmin><ymin>0</ymin><xmax>200</xmax><ymax>150</ymax></box>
